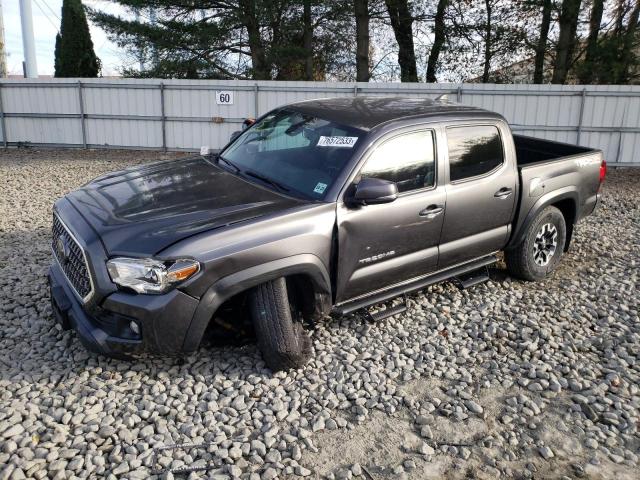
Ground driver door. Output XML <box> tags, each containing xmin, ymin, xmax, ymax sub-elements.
<box><xmin>335</xmin><ymin>127</ymin><xmax>446</xmax><ymax>303</ymax></box>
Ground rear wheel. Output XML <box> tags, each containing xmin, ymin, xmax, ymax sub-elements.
<box><xmin>248</xmin><ymin>277</ymin><xmax>312</xmax><ymax>371</ymax></box>
<box><xmin>505</xmin><ymin>206</ymin><xmax>567</xmax><ymax>281</ymax></box>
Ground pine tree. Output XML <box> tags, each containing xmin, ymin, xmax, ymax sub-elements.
<box><xmin>55</xmin><ymin>0</ymin><xmax>101</xmax><ymax>77</ymax></box>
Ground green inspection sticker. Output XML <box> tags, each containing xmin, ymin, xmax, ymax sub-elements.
<box><xmin>313</xmin><ymin>182</ymin><xmax>328</xmax><ymax>194</ymax></box>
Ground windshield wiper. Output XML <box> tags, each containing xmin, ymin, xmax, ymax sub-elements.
<box><xmin>243</xmin><ymin>170</ymin><xmax>290</xmax><ymax>193</ymax></box>
<box><xmin>217</xmin><ymin>158</ymin><xmax>290</xmax><ymax>194</ymax></box>
<box><xmin>217</xmin><ymin>155</ymin><xmax>240</xmax><ymax>174</ymax></box>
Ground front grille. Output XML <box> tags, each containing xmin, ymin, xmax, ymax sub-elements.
<box><xmin>52</xmin><ymin>213</ymin><xmax>93</xmax><ymax>300</ymax></box>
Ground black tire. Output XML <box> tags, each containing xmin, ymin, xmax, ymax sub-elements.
<box><xmin>505</xmin><ymin>206</ymin><xmax>567</xmax><ymax>281</ymax></box>
<box><xmin>248</xmin><ymin>277</ymin><xmax>312</xmax><ymax>371</ymax></box>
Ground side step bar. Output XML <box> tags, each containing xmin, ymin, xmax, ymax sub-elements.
<box><xmin>453</xmin><ymin>266</ymin><xmax>490</xmax><ymax>290</ymax></box>
<box><xmin>334</xmin><ymin>254</ymin><xmax>497</xmax><ymax>316</ymax></box>
<box><xmin>362</xmin><ymin>294</ymin><xmax>408</xmax><ymax>322</ymax></box>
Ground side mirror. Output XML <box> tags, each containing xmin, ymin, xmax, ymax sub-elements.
<box><xmin>351</xmin><ymin>177</ymin><xmax>398</xmax><ymax>205</ymax></box>
<box><xmin>230</xmin><ymin>131</ymin><xmax>241</xmax><ymax>142</ymax></box>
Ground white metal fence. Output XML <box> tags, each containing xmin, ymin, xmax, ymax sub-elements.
<box><xmin>0</xmin><ymin>79</ymin><xmax>638</xmax><ymax>165</ymax></box>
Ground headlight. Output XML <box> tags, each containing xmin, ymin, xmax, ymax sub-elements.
<box><xmin>106</xmin><ymin>258</ymin><xmax>200</xmax><ymax>294</ymax></box>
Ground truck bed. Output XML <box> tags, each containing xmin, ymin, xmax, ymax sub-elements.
<box><xmin>514</xmin><ymin>134</ymin><xmax>596</xmax><ymax>166</ymax></box>
<box><xmin>510</xmin><ymin>134</ymin><xmax>603</xmax><ymax>248</ymax></box>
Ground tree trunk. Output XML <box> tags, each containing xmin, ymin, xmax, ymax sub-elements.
<box><xmin>578</xmin><ymin>0</ymin><xmax>604</xmax><ymax>84</ymax></box>
<box><xmin>426</xmin><ymin>0</ymin><xmax>448</xmax><ymax>83</ymax></box>
<box><xmin>303</xmin><ymin>0</ymin><xmax>314</xmax><ymax>80</ymax></box>
<box><xmin>552</xmin><ymin>0</ymin><xmax>583</xmax><ymax>84</ymax></box>
<box><xmin>354</xmin><ymin>0</ymin><xmax>370</xmax><ymax>82</ymax></box>
<box><xmin>533</xmin><ymin>0</ymin><xmax>552</xmax><ymax>84</ymax></box>
<box><xmin>614</xmin><ymin>0</ymin><xmax>626</xmax><ymax>34</ymax></box>
<box><xmin>482</xmin><ymin>0</ymin><xmax>492</xmax><ymax>83</ymax></box>
<box><xmin>384</xmin><ymin>0</ymin><xmax>419</xmax><ymax>82</ymax></box>
<box><xmin>239</xmin><ymin>0</ymin><xmax>270</xmax><ymax>80</ymax></box>
<box><xmin>301</xmin><ymin>0</ymin><xmax>313</xmax><ymax>80</ymax></box>
<box><xmin>618</xmin><ymin>0</ymin><xmax>640</xmax><ymax>83</ymax></box>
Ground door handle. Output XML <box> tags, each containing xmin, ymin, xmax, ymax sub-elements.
<box><xmin>494</xmin><ymin>187</ymin><xmax>513</xmax><ymax>199</ymax></box>
<box><xmin>419</xmin><ymin>205</ymin><xmax>444</xmax><ymax>218</ymax></box>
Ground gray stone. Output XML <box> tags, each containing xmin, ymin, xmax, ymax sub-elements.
<box><xmin>538</xmin><ymin>447</ymin><xmax>554</xmax><ymax>460</ymax></box>
<box><xmin>419</xmin><ymin>443</ymin><xmax>435</xmax><ymax>456</ymax></box>
<box><xmin>262</xmin><ymin>467</ymin><xmax>278</xmax><ymax>480</ymax></box>
<box><xmin>465</xmin><ymin>400</ymin><xmax>483</xmax><ymax>414</ymax></box>
<box><xmin>1</xmin><ymin>425</ymin><xmax>25</xmax><ymax>439</ymax></box>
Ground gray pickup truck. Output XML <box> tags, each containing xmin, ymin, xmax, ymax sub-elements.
<box><xmin>48</xmin><ymin>97</ymin><xmax>605</xmax><ymax>371</ymax></box>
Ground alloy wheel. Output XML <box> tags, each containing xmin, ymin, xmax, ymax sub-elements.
<box><xmin>533</xmin><ymin>223</ymin><xmax>558</xmax><ymax>267</ymax></box>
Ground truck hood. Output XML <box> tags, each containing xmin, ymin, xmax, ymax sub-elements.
<box><xmin>66</xmin><ymin>156</ymin><xmax>307</xmax><ymax>256</ymax></box>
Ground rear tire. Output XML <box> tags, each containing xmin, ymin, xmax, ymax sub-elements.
<box><xmin>505</xmin><ymin>206</ymin><xmax>567</xmax><ymax>281</ymax></box>
<box><xmin>248</xmin><ymin>277</ymin><xmax>312</xmax><ymax>371</ymax></box>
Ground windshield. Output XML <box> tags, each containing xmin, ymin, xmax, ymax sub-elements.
<box><xmin>220</xmin><ymin>109</ymin><xmax>365</xmax><ymax>200</ymax></box>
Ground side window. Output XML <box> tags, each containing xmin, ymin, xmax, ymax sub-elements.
<box><xmin>446</xmin><ymin>125</ymin><xmax>504</xmax><ymax>182</ymax></box>
<box><xmin>360</xmin><ymin>130</ymin><xmax>436</xmax><ymax>193</ymax></box>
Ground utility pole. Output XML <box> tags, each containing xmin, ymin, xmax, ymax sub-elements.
<box><xmin>19</xmin><ymin>0</ymin><xmax>38</xmax><ymax>78</ymax></box>
<box><xmin>135</xmin><ymin>10</ymin><xmax>144</xmax><ymax>71</ymax></box>
<box><xmin>0</xmin><ymin>0</ymin><xmax>7</xmax><ymax>77</ymax></box>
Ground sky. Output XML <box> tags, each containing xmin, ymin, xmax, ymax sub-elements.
<box><xmin>3</xmin><ymin>0</ymin><xmax>128</xmax><ymax>77</ymax></box>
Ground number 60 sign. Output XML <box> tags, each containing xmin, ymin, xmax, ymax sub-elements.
<box><xmin>216</xmin><ymin>91</ymin><xmax>234</xmax><ymax>105</ymax></box>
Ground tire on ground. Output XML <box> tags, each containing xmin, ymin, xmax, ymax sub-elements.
<box><xmin>249</xmin><ymin>277</ymin><xmax>312</xmax><ymax>371</ymax></box>
<box><xmin>505</xmin><ymin>205</ymin><xmax>567</xmax><ymax>282</ymax></box>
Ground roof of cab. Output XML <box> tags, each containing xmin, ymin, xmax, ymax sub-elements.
<box><xmin>286</xmin><ymin>96</ymin><xmax>499</xmax><ymax>131</ymax></box>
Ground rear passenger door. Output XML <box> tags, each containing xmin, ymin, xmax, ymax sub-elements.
<box><xmin>438</xmin><ymin>122</ymin><xmax>517</xmax><ymax>269</ymax></box>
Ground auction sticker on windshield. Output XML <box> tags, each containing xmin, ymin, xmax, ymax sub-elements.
<box><xmin>317</xmin><ymin>136</ymin><xmax>358</xmax><ymax>148</ymax></box>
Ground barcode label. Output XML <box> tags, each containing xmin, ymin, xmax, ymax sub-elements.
<box><xmin>317</xmin><ymin>136</ymin><xmax>358</xmax><ymax>148</ymax></box>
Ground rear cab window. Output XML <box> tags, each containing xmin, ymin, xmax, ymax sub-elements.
<box><xmin>446</xmin><ymin>125</ymin><xmax>504</xmax><ymax>182</ymax></box>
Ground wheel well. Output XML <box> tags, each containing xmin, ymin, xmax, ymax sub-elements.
<box><xmin>551</xmin><ymin>198</ymin><xmax>576</xmax><ymax>251</ymax></box>
<box><xmin>285</xmin><ymin>274</ymin><xmax>332</xmax><ymax>323</ymax></box>
<box><xmin>208</xmin><ymin>273</ymin><xmax>330</xmax><ymax>331</ymax></box>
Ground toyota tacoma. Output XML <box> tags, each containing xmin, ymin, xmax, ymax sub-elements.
<box><xmin>48</xmin><ymin>96</ymin><xmax>606</xmax><ymax>371</ymax></box>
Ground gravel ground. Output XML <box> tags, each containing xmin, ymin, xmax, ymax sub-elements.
<box><xmin>0</xmin><ymin>148</ymin><xmax>638</xmax><ymax>480</ymax></box>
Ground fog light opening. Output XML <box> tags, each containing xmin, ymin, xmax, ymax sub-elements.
<box><xmin>129</xmin><ymin>321</ymin><xmax>140</xmax><ymax>336</ymax></box>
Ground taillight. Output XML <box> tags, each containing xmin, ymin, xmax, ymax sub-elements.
<box><xmin>598</xmin><ymin>159</ymin><xmax>607</xmax><ymax>191</ymax></box>
<box><xmin>599</xmin><ymin>159</ymin><xmax>607</xmax><ymax>183</ymax></box>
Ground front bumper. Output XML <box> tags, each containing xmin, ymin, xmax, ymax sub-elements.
<box><xmin>49</xmin><ymin>199</ymin><xmax>202</xmax><ymax>357</ymax></box>
<box><xmin>48</xmin><ymin>264</ymin><xmax>144</xmax><ymax>357</ymax></box>
<box><xmin>49</xmin><ymin>261</ymin><xmax>200</xmax><ymax>358</ymax></box>
<box><xmin>49</xmin><ymin>263</ymin><xmax>141</xmax><ymax>356</ymax></box>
